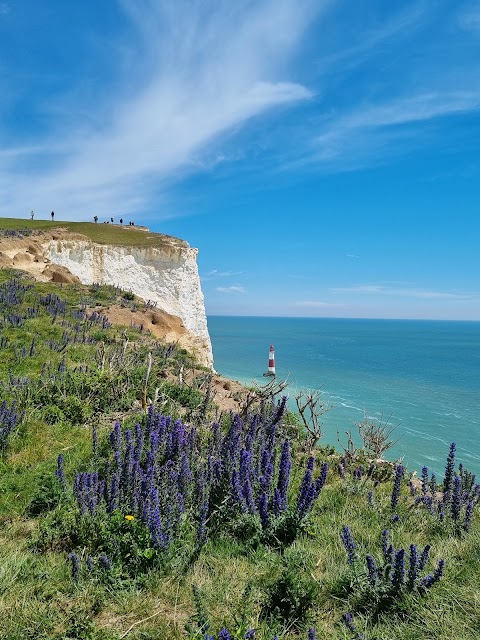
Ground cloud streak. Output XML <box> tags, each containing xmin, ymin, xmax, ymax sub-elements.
<box><xmin>311</xmin><ymin>91</ymin><xmax>480</xmax><ymax>166</ymax></box>
<box><xmin>330</xmin><ymin>284</ymin><xmax>475</xmax><ymax>300</ymax></box>
<box><xmin>216</xmin><ymin>286</ymin><xmax>246</xmax><ymax>294</ymax></box>
<box><xmin>0</xmin><ymin>0</ymin><xmax>322</xmax><ymax>217</ymax></box>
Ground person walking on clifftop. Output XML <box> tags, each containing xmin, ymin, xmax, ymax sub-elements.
<box><xmin>51</xmin><ymin>211</ymin><xmax>55</xmax><ymax>221</ymax></box>
<box><xmin>30</xmin><ymin>210</ymin><xmax>34</xmax><ymax>220</ymax></box>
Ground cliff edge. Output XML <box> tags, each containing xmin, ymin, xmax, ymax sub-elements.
<box><xmin>0</xmin><ymin>223</ymin><xmax>213</xmax><ymax>368</ymax></box>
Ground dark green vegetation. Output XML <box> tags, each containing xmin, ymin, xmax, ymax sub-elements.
<box><xmin>0</xmin><ymin>216</ymin><xmax>187</xmax><ymax>249</ymax></box>
<box><xmin>1</xmin><ymin>269</ymin><xmax>479</xmax><ymax>640</ymax></box>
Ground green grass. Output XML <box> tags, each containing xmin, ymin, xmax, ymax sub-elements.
<box><xmin>0</xmin><ymin>217</ymin><xmax>188</xmax><ymax>249</ymax></box>
<box><xmin>0</xmin><ymin>269</ymin><xmax>479</xmax><ymax>639</ymax></box>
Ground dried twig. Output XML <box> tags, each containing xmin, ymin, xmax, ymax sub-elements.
<box><xmin>119</xmin><ymin>608</ymin><xmax>166</xmax><ymax>639</ymax></box>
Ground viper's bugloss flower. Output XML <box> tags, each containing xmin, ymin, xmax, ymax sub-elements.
<box><xmin>366</xmin><ymin>555</ymin><xmax>378</xmax><ymax>585</ymax></box>
<box><xmin>429</xmin><ymin>473</ymin><xmax>438</xmax><ymax>498</ymax></box>
<box><xmin>418</xmin><ymin>544</ymin><xmax>431</xmax><ymax>570</ymax></box>
<box><xmin>297</xmin><ymin>457</ymin><xmax>315</xmax><ymax>510</ymax></box>
<box><xmin>451</xmin><ymin>475</ymin><xmax>462</xmax><ymax>521</ymax></box>
<box><xmin>98</xmin><ymin>553</ymin><xmax>111</xmax><ymax>570</ymax></box>
<box><xmin>391</xmin><ymin>465</ymin><xmax>404</xmax><ymax>510</ymax></box>
<box><xmin>408</xmin><ymin>544</ymin><xmax>418</xmax><ymax>588</ymax></box>
<box><xmin>341</xmin><ymin>612</ymin><xmax>356</xmax><ymax>633</ymax></box>
<box><xmin>341</xmin><ymin>525</ymin><xmax>358</xmax><ymax>564</ymax></box>
<box><xmin>231</xmin><ymin>470</ymin><xmax>246</xmax><ymax>512</ymax></box>
<box><xmin>258</xmin><ymin>491</ymin><xmax>270</xmax><ymax>530</ymax></box>
<box><xmin>353</xmin><ymin>465</ymin><xmax>363</xmax><ymax>481</ymax></box>
<box><xmin>434</xmin><ymin>558</ymin><xmax>445</xmax><ymax>581</ymax></box>
<box><xmin>276</xmin><ymin>439</ymin><xmax>291</xmax><ymax>512</ymax></box>
<box><xmin>408</xmin><ymin>480</ymin><xmax>417</xmax><ymax>497</ymax></box>
<box><xmin>68</xmin><ymin>552</ymin><xmax>81</xmax><ymax>581</ymax></box>
<box><xmin>419</xmin><ymin>560</ymin><xmax>444</xmax><ymax>591</ymax></box>
<box><xmin>381</xmin><ymin>529</ymin><xmax>390</xmax><ymax>560</ymax></box>
<box><xmin>443</xmin><ymin>442</ymin><xmax>456</xmax><ymax>499</ymax></box>
<box><xmin>391</xmin><ymin>549</ymin><xmax>405</xmax><ymax>589</ymax></box>
<box><xmin>218</xmin><ymin>628</ymin><xmax>231</xmax><ymax>640</ymax></box>
<box><xmin>244</xmin><ymin>629</ymin><xmax>256</xmax><ymax>639</ymax></box>
<box><xmin>56</xmin><ymin>454</ymin><xmax>66</xmax><ymax>489</ymax></box>
<box><xmin>464</xmin><ymin>500</ymin><xmax>474</xmax><ymax>532</ymax></box>
<box><xmin>421</xmin><ymin>466</ymin><xmax>429</xmax><ymax>496</ymax></box>
<box><xmin>307</xmin><ymin>628</ymin><xmax>317</xmax><ymax>640</ymax></box>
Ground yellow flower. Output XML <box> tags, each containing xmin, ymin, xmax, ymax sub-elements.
<box><xmin>125</xmin><ymin>514</ymin><xmax>135</xmax><ymax>522</ymax></box>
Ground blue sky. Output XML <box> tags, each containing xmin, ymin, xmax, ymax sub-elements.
<box><xmin>1</xmin><ymin>1</ymin><xmax>479</xmax><ymax>320</ymax></box>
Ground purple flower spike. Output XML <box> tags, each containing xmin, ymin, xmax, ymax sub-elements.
<box><xmin>408</xmin><ymin>544</ymin><xmax>419</xmax><ymax>588</ymax></box>
<box><xmin>340</xmin><ymin>525</ymin><xmax>358</xmax><ymax>564</ymax></box>
<box><xmin>391</xmin><ymin>465</ymin><xmax>404</xmax><ymax>510</ymax></box>
<box><xmin>366</xmin><ymin>555</ymin><xmax>378</xmax><ymax>584</ymax></box>
<box><xmin>443</xmin><ymin>442</ymin><xmax>456</xmax><ymax>500</ymax></box>
<box><xmin>391</xmin><ymin>549</ymin><xmax>405</xmax><ymax>589</ymax></box>
<box><xmin>418</xmin><ymin>544</ymin><xmax>431</xmax><ymax>570</ymax></box>
<box><xmin>341</xmin><ymin>612</ymin><xmax>356</xmax><ymax>633</ymax></box>
<box><xmin>68</xmin><ymin>552</ymin><xmax>81</xmax><ymax>581</ymax></box>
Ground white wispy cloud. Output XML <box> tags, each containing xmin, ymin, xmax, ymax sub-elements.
<box><xmin>216</xmin><ymin>286</ymin><xmax>246</xmax><ymax>294</ymax></box>
<box><xmin>313</xmin><ymin>92</ymin><xmax>480</xmax><ymax>164</ymax></box>
<box><xmin>204</xmin><ymin>269</ymin><xmax>244</xmax><ymax>279</ymax></box>
<box><xmin>329</xmin><ymin>284</ymin><xmax>474</xmax><ymax>300</ymax></box>
<box><xmin>1</xmin><ymin>0</ymin><xmax>323</xmax><ymax>217</ymax></box>
<box><xmin>318</xmin><ymin>3</ymin><xmax>428</xmax><ymax>75</ymax></box>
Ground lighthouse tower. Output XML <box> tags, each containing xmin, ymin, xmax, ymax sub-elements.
<box><xmin>264</xmin><ymin>344</ymin><xmax>276</xmax><ymax>377</ymax></box>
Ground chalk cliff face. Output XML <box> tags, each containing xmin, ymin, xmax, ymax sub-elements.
<box><xmin>43</xmin><ymin>238</ymin><xmax>213</xmax><ymax>368</ymax></box>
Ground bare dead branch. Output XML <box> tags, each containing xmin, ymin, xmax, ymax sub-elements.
<box><xmin>295</xmin><ymin>388</ymin><xmax>332</xmax><ymax>448</ymax></box>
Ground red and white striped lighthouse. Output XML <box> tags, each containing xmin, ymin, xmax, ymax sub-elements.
<box><xmin>266</xmin><ymin>344</ymin><xmax>276</xmax><ymax>377</ymax></box>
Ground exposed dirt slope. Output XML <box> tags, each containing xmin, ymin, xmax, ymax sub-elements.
<box><xmin>99</xmin><ymin>304</ymin><xmax>247</xmax><ymax>413</ymax></box>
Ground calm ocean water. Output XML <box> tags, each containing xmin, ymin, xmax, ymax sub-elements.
<box><xmin>208</xmin><ymin>316</ymin><xmax>480</xmax><ymax>475</ymax></box>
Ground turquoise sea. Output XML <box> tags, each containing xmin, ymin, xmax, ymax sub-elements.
<box><xmin>208</xmin><ymin>317</ymin><xmax>480</xmax><ymax>475</ymax></box>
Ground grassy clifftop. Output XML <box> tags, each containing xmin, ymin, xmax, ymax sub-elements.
<box><xmin>0</xmin><ymin>217</ymin><xmax>188</xmax><ymax>249</ymax></box>
<box><xmin>0</xmin><ymin>268</ymin><xmax>479</xmax><ymax>640</ymax></box>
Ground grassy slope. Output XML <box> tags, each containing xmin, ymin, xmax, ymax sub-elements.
<box><xmin>0</xmin><ymin>217</ymin><xmax>188</xmax><ymax>249</ymax></box>
<box><xmin>0</xmin><ymin>268</ymin><xmax>479</xmax><ymax>640</ymax></box>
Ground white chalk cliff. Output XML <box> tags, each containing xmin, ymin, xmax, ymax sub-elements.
<box><xmin>0</xmin><ymin>228</ymin><xmax>213</xmax><ymax>368</ymax></box>
<box><xmin>45</xmin><ymin>239</ymin><xmax>213</xmax><ymax>367</ymax></box>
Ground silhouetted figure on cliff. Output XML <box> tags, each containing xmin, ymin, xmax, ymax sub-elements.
<box><xmin>119</xmin><ymin>218</ymin><xmax>123</xmax><ymax>224</ymax></box>
<box><xmin>51</xmin><ymin>211</ymin><xmax>55</xmax><ymax>221</ymax></box>
<box><xmin>110</xmin><ymin>217</ymin><xmax>114</xmax><ymax>223</ymax></box>
<box><xmin>94</xmin><ymin>215</ymin><xmax>98</xmax><ymax>223</ymax></box>
<box><xmin>30</xmin><ymin>210</ymin><xmax>34</xmax><ymax>220</ymax></box>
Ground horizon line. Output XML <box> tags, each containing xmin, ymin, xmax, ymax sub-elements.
<box><xmin>207</xmin><ymin>314</ymin><xmax>480</xmax><ymax>323</ymax></box>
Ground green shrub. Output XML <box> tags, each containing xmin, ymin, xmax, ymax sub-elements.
<box><xmin>262</xmin><ymin>549</ymin><xmax>319</xmax><ymax>624</ymax></box>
